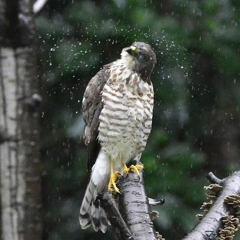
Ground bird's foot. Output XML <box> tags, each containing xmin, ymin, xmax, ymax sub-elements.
<box><xmin>108</xmin><ymin>171</ymin><xmax>121</xmax><ymax>193</ymax></box>
<box><xmin>123</xmin><ymin>164</ymin><xmax>144</xmax><ymax>176</ymax></box>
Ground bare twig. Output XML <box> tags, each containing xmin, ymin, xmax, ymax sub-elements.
<box><xmin>148</xmin><ymin>197</ymin><xmax>165</xmax><ymax>206</ymax></box>
<box><xmin>206</xmin><ymin>172</ymin><xmax>223</xmax><ymax>185</ymax></box>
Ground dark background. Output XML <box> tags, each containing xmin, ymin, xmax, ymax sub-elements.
<box><xmin>36</xmin><ymin>0</ymin><xmax>240</xmax><ymax>239</ymax></box>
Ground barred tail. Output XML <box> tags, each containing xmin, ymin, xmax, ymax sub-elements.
<box><xmin>79</xmin><ymin>150</ymin><xmax>110</xmax><ymax>232</ymax></box>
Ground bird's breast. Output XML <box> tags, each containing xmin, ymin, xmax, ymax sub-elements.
<box><xmin>98</xmin><ymin>63</ymin><xmax>153</xmax><ymax>163</ymax></box>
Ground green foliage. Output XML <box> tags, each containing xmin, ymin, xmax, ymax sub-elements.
<box><xmin>36</xmin><ymin>0</ymin><xmax>240</xmax><ymax>239</ymax></box>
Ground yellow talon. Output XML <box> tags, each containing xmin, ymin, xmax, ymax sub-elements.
<box><xmin>108</xmin><ymin>162</ymin><xmax>121</xmax><ymax>193</ymax></box>
<box><xmin>123</xmin><ymin>164</ymin><xmax>144</xmax><ymax>176</ymax></box>
<box><xmin>108</xmin><ymin>171</ymin><xmax>120</xmax><ymax>193</ymax></box>
<box><xmin>108</xmin><ymin>163</ymin><xmax>144</xmax><ymax>193</ymax></box>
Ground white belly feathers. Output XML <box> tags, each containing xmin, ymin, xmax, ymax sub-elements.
<box><xmin>98</xmin><ymin>61</ymin><xmax>154</xmax><ymax>165</ymax></box>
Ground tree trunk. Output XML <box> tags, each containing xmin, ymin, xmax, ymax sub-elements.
<box><xmin>0</xmin><ymin>0</ymin><xmax>42</xmax><ymax>239</ymax></box>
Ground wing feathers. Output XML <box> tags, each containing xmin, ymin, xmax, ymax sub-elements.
<box><xmin>82</xmin><ymin>66</ymin><xmax>110</xmax><ymax>171</ymax></box>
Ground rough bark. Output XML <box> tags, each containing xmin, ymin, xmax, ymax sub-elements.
<box><xmin>99</xmin><ymin>169</ymin><xmax>165</xmax><ymax>240</ymax></box>
<box><xmin>118</xmin><ymin>171</ymin><xmax>160</xmax><ymax>240</ymax></box>
<box><xmin>0</xmin><ymin>0</ymin><xmax>42</xmax><ymax>239</ymax></box>
<box><xmin>99</xmin><ymin>170</ymin><xmax>163</xmax><ymax>240</ymax></box>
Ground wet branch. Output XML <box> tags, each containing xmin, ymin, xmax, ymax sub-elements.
<box><xmin>183</xmin><ymin>171</ymin><xmax>240</xmax><ymax>240</ymax></box>
<box><xmin>99</xmin><ymin>170</ymin><xmax>164</xmax><ymax>240</ymax></box>
<box><xmin>98</xmin><ymin>192</ymin><xmax>133</xmax><ymax>240</ymax></box>
<box><xmin>100</xmin><ymin>170</ymin><xmax>240</xmax><ymax>240</ymax></box>
<box><xmin>117</xmin><ymin>171</ymin><xmax>160</xmax><ymax>240</ymax></box>
<box><xmin>206</xmin><ymin>172</ymin><xmax>223</xmax><ymax>185</ymax></box>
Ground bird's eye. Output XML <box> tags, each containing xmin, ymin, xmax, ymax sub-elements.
<box><xmin>138</xmin><ymin>55</ymin><xmax>144</xmax><ymax>60</ymax></box>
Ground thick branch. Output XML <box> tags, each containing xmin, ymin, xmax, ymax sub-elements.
<box><xmin>183</xmin><ymin>171</ymin><xmax>240</xmax><ymax>240</ymax></box>
<box><xmin>117</xmin><ymin>170</ymin><xmax>161</xmax><ymax>240</ymax></box>
<box><xmin>100</xmin><ymin>170</ymin><xmax>164</xmax><ymax>240</ymax></box>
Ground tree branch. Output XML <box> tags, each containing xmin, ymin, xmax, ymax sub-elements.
<box><xmin>183</xmin><ymin>171</ymin><xmax>240</xmax><ymax>240</ymax></box>
<box><xmin>206</xmin><ymin>172</ymin><xmax>223</xmax><ymax>185</ymax></box>
<box><xmin>117</xmin><ymin>170</ymin><xmax>163</xmax><ymax>240</ymax></box>
<box><xmin>99</xmin><ymin>170</ymin><xmax>164</xmax><ymax>240</ymax></box>
<box><xmin>98</xmin><ymin>192</ymin><xmax>133</xmax><ymax>240</ymax></box>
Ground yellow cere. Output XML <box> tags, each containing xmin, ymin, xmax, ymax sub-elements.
<box><xmin>130</xmin><ymin>46</ymin><xmax>136</xmax><ymax>52</ymax></box>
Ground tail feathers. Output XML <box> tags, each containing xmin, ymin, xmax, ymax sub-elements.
<box><xmin>80</xmin><ymin>150</ymin><xmax>110</xmax><ymax>232</ymax></box>
<box><xmin>79</xmin><ymin>212</ymin><xmax>91</xmax><ymax>229</ymax></box>
<box><xmin>91</xmin><ymin>200</ymin><xmax>108</xmax><ymax>233</ymax></box>
<box><xmin>79</xmin><ymin>179</ymin><xmax>109</xmax><ymax>233</ymax></box>
<box><xmin>80</xmin><ymin>179</ymin><xmax>95</xmax><ymax>216</ymax></box>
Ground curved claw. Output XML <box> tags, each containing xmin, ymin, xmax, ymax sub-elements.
<box><xmin>108</xmin><ymin>171</ymin><xmax>120</xmax><ymax>193</ymax></box>
<box><xmin>123</xmin><ymin>164</ymin><xmax>144</xmax><ymax>176</ymax></box>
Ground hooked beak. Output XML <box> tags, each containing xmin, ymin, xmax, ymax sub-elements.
<box><xmin>126</xmin><ymin>46</ymin><xmax>137</xmax><ymax>55</ymax></box>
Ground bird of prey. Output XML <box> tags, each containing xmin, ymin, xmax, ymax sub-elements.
<box><xmin>79</xmin><ymin>42</ymin><xmax>156</xmax><ymax>232</ymax></box>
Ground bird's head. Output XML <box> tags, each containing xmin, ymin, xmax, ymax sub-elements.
<box><xmin>121</xmin><ymin>42</ymin><xmax>157</xmax><ymax>82</ymax></box>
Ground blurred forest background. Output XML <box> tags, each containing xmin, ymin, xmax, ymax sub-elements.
<box><xmin>36</xmin><ymin>0</ymin><xmax>240</xmax><ymax>239</ymax></box>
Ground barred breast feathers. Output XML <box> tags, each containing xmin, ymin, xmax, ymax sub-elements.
<box><xmin>98</xmin><ymin>59</ymin><xmax>154</xmax><ymax>162</ymax></box>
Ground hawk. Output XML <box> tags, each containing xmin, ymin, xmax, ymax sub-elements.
<box><xmin>79</xmin><ymin>42</ymin><xmax>156</xmax><ymax>232</ymax></box>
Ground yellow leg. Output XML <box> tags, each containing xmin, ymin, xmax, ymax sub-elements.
<box><xmin>123</xmin><ymin>164</ymin><xmax>144</xmax><ymax>176</ymax></box>
<box><xmin>123</xmin><ymin>164</ymin><xmax>129</xmax><ymax>174</ymax></box>
<box><xmin>108</xmin><ymin>162</ymin><xmax>120</xmax><ymax>193</ymax></box>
